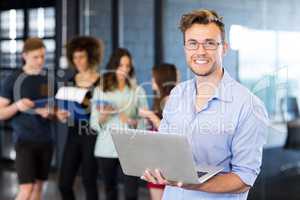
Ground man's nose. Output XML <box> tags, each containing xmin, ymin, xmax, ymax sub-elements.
<box><xmin>196</xmin><ymin>43</ymin><xmax>207</xmax><ymax>54</ymax></box>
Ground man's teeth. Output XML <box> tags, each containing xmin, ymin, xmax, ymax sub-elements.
<box><xmin>195</xmin><ymin>60</ymin><xmax>208</xmax><ymax>64</ymax></box>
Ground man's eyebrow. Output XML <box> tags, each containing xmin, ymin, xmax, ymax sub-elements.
<box><xmin>204</xmin><ymin>38</ymin><xmax>217</xmax><ymax>41</ymax></box>
<box><xmin>186</xmin><ymin>39</ymin><xmax>197</xmax><ymax>42</ymax></box>
<box><xmin>186</xmin><ymin>38</ymin><xmax>217</xmax><ymax>42</ymax></box>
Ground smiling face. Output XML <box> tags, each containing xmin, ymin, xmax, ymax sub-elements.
<box><xmin>184</xmin><ymin>23</ymin><xmax>228</xmax><ymax>77</ymax></box>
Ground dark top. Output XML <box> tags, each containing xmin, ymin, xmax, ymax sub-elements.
<box><xmin>61</xmin><ymin>75</ymin><xmax>100</xmax><ymax>137</ymax></box>
<box><xmin>0</xmin><ymin>69</ymin><xmax>54</xmax><ymax>143</ymax></box>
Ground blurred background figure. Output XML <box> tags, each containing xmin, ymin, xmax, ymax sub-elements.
<box><xmin>0</xmin><ymin>38</ymin><xmax>55</xmax><ymax>200</ymax></box>
<box><xmin>58</xmin><ymin>36</ymin><xmax>103</xmax><ymax>200</ymax></box>
<box><xmin>139</xmin><ymin>63</ymin><xmax>179</xmax><ymax>200</ymax></box>
<box><xmin>91</xmin><ymin>48</ymin><xmax>148</xmax><ymax>200</ymax></box>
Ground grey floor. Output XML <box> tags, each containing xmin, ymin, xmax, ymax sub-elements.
<box><xmin>0</xmin><ymin>168</ymin><xmax>150</xmax><ymax>200</ymax></box>
<box><xmin>0</xmin><ymin>126</ymin><xmax>150</xmax><ymax>200</ymax></box>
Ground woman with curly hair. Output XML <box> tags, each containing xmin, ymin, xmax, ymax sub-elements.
<box><xmin>58</xmin><ymin>36</ymin><xmax>103</xmax><ymax>200</ymax></box>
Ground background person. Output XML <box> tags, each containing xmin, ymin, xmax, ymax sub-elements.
<box><xmin>58</xmin><ymin>36</ymin><xmax>103</xmax><ymax>200</ymax></box>
<box><xmin>139</xmin><ymin>63</ymin><xmax>179</xmax><ymax>200</ymax></box>
<box><xmin>91</xmin><ymin>48</ymin><xmax>148</xmax><ymax>200</ymax></box>
<box><xmin>0</xmin><ymin>37</ymin><xmax>56</xmax><ymax>200</ymax></box>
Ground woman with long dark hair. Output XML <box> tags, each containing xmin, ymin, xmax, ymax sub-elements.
<box><xmin>139</xmin><ymin>63</ymin><xmax>179</xmax><ymax>200</ymax></box>
<box><xmin>90</xmin><ymin>48</ymin><xmax>149</xmax><ymax>200</ymax></box>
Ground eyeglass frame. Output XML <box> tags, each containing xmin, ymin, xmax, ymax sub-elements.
<box><xmin>184</xmin><ymin>39</ymin><xmax>224</xmax><ymax>50</ymax></box>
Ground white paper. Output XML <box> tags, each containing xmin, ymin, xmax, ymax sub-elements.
<box><xmin>55</xmin><ymin>86</ymin><xmax>89</xmax><ymax>103</ymax></box>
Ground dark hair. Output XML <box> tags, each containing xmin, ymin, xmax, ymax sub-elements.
<box><xmin>179</xmin><ymin>9</ymin><xmax>225</xmax><ymax>42</ymax></box>
<box><xmin>66</xmin><ymin>36</ymin><xmax>103</xmax><ymax>70</ymax></box>
<box><xmin>23</xmin><ymin>37</ymin><xmax>45</xmax><ymax>53</ymax></box>
<box><xmin>152</xmin><ymin>63</ymin><xmax>178</xmax><ymax>118</ymax></box>
<box><xmin>102</xmin><ymin>48</ymin><xmax>135</xmax><ymax>92</ymax></box>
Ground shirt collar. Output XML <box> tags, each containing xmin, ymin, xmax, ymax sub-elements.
<box><xmin>213</xmin><ymin>69</ymin><xmax>233</xmax><ymax>102</ymax></box>
<box><xmin>193</xmin><ymin>69</ymin><xmax>233</xmax><ymax>103</ymax></box>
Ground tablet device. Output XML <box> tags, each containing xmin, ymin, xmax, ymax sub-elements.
<box><xmin>110</xmin><ymin>128</ymin><xmax>223</xmax><ymax>184</ymax></box>
<box><xmin>33</xmin><ymin>98</ymin><xmax>51</xmax><ymax>108</ymax></box>
<box><xmin>93</xmin><ymin>100</ymin><xmax>115</xmax><ymax>108</ymax></box>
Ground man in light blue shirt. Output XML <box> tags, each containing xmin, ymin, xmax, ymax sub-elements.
<box><xmin>142</xmin><ymin>9</ymin><xmax>269</xmax><ymax>200</ymax></box>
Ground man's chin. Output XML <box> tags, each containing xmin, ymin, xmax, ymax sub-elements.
<box><xmin>190</xmin><ymin>67</ymin><xmax>211</xmax><ymax>77</ymax></box>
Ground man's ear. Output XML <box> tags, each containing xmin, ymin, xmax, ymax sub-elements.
<box><xmin>222</xmin><ymin>42</ymin><xmax>229</xmax><ymax>56</ymax></box>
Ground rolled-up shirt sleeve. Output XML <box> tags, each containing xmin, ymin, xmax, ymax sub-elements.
<box><xmin>230</xmin><ymin>96</ymin><xmax>269</xmax><ymax>186</ymax></box>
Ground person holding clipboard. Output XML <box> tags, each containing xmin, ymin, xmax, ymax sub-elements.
<box><xmin>0</xmin><ymin>38</ymin><xmax>61</xmax><ymax>200</ymax></box>
<box><xmin>57</xmin><ymin>36</ymin><xmax>103</xmax><ymax>200</ymax></box>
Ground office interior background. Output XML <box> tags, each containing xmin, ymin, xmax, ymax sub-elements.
<box><xmin>0</xmin><ymin>0</ymin><xmax>300</xmax><ymax>199</ymax></box>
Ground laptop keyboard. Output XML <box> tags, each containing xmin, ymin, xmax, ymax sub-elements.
<box><xmin>197</xmin><ymin>171</ymin><xmax>208</xmax><ymax>178</ymax></box>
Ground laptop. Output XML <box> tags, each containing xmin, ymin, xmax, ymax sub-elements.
<box><xmin>110</xmin><ymin>128</ymin><xmax>223</xmax><ymax>184</ymax></box>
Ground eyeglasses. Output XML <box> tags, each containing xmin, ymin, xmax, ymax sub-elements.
<box><xmin>185</xmin><ymin>39</ymin><xmax>222</xmax><ymax>50</ymax></box>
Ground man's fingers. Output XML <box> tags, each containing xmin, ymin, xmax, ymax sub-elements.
<box><xmin>140</xmin><ymin>169</ymin><xmax>168</xmax><ymax>185</ymax></box>
<box><xmin>155</xmin><ymin>169</ymin><xmax>167</xmax><ymax>185</ymax></box>
<box><xmin>143</xmin><ymin>170</ymin><xmax>158</xmax><ymax>184</ymax></box>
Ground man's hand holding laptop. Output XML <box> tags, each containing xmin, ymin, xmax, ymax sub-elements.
<box><xmin>141</xmin><ymin>169</ymin><xmax>251</xmax><ymax>193</ymax></box>
<box><xmin>141</xmin><ymin>169</ymin><xmax>203</xmax><ymax>190</ymax></box>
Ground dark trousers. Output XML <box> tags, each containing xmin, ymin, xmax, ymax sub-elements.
<box><xmin>59</xmin><ymin>133</ymin><xmax>98</xmax><ymax>200</ymax></box>
<box><xmin>97</xmin><ymin>157</ymin><xmax>139</xmax><ymax>200</ymax></box>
